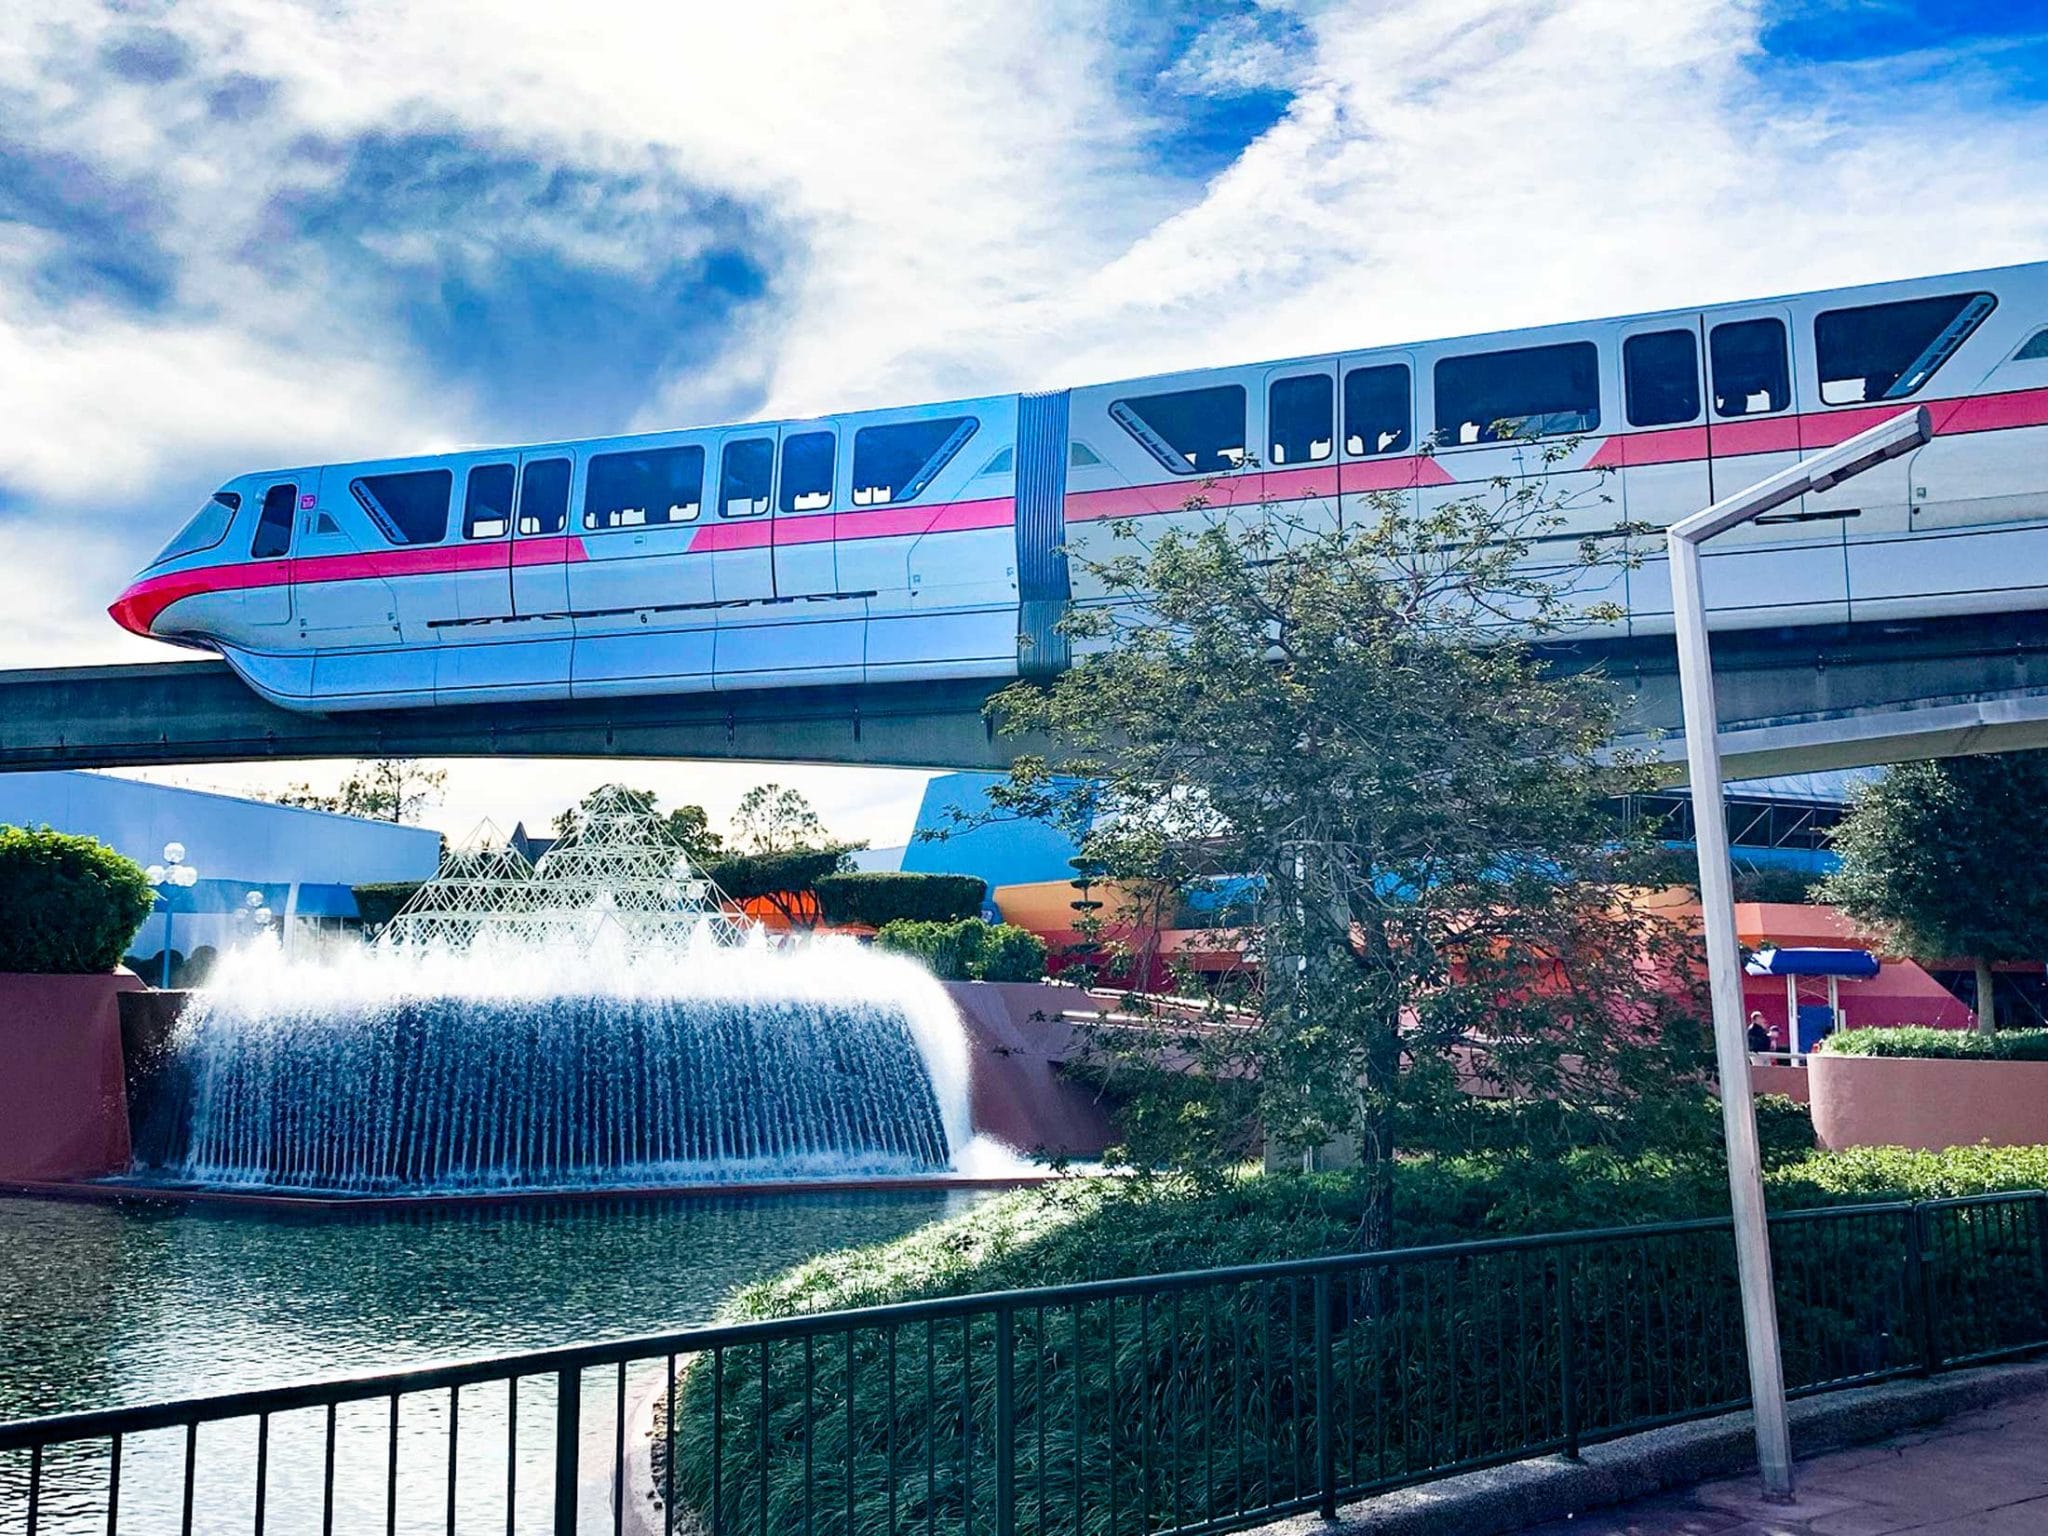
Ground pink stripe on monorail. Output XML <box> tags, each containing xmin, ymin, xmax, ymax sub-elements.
<box><xmin>685</xmin><ymin>496</ymin><xmax>1017</xmax><ymax>552</ymax></box>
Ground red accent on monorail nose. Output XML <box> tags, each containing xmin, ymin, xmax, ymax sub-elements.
<box><xmin>109</xmin><ymin>586</ymin><xmax>155</xmax><ymax>637</ymax></box>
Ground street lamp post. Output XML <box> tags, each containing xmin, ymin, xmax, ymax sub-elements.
<box><xmin>143</xmin><ymin>841</ymin><xmax>200</xmax><ymax>988</ymax></box>
<box><xmin>1667</xmin><ymin>406</ymin><xmax>1931</xmax><ymax>1501</ymax></box>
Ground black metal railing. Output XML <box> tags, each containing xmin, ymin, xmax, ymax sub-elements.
<box><xmin>3</xmin><ymin>1192</ymin><xmax>2045</xmax><ymax>1536</ymax></box>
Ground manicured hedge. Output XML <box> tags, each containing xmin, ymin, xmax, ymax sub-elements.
<box><xmin>873</xmin><ymin>917</ymin><xmax>1047</xmax><ymax>981</ymax></box>
<box><xmin>350</xmin><ymin>881</ymin><xmax>425</xmax><ymax>930</ymax></box>
<box><xmin>1822</xmin><ymin>1025</ymin><xmax>2048</xmax><ymax>1061</ymax></box>
<box><xmin>0</xmin><ymin>825</ymin><xmax>158</xmax><ymax>974</ymax></box>
<box><xmin>814</xmin><ymin>872</ymin><xmax>986</xmax><ymax>928</ymax></box>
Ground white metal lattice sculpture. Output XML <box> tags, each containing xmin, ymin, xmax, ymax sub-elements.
<box><xmin>377</xmin><ymin>788</ymin><xmax>752</xmax><ymax>954</ymax></box>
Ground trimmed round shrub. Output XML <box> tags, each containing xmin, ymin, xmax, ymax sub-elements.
<box><xmin>814</xmin><ymin>871</ymin><xmax>986</xmax><ymax>927</ymax></box>
<box><xmin>0</xmin><ymin>825</ymin><xmax>158</xmax><ymax>974</ymax></box>
<box><xmin>1821</xmin><ymin>1025</ymin><xmax>2048</xmax><ymax>1062</ymax></box>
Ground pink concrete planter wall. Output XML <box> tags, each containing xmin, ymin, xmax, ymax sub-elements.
<box><xmin>1750</xmin><ymin>1062</ymin><xmax>1810</xmax><ymax>1104</ymax></box>
<box><xmin>0</xmin><ymin>971</ymin><xmax>144</xmax><ymax>1181</ymax></box>
<box><xmin>1809</xmin><ymin>1051</ymin><xmax>2048</xmax><ymax>1152</ymax></box>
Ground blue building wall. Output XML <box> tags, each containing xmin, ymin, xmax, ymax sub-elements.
<box><xmin>898</xmin><ymin>772</ymin><xmax>1082</xmax><ymax>890</ymax></box>
<box><xmin>0</xmin><ymin>771</ymin><xmax>441</xmax><ymax>955</ymax></box>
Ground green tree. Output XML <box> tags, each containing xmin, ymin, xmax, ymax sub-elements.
<box><xmin>551</xmin><ymin>785</ymin><xmax>725</xmax><ymax>866</ymax></box>
<box><xmin>274</xmin><ymin>759</ymin><xmax>446</xmax><ymax>824</ymax></box>
<box><xmin>1819</xmin><ymin>753</ymin><xmax>2048</xmax><ymax>1035</ymax></box>
<box><xmin>981</xmin><ymin>464</ymin><xmax>1713</xmax><ymax>1241</ymax></box>
<box><xmin>731</xmin><ymin>784</ymin><xmax>829</xmax><ymax>853</ymax></box>
<box><xmin>707</xmin><ymin>847</ymin><xmax>857</xmax><ymax>929</ymax></box>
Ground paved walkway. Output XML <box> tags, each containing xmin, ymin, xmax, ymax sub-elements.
<box><xmin>1523</xmin><ymin>1387</ymin><xmax>2048</xmax><ymax>1535</ymax></box>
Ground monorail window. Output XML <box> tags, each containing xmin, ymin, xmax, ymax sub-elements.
<box><xmin>1110</xmin><ymin>384</ymin><xmax>1246</xmax><ymax>474</ymax></box>
<box><xmin>251</xmin><ymin>483</ymin><xmax>295</xmax><ymax>559</ymax></box>
<box><xmin>1069</xmin><ymin>442</ymin><xmax>1102</xmax><ymax>467</ymax></box>
<box><xmin>2019</xmin><ymin>328</ymin><xmax>2048</xmax><ymax>362</ymax></box>
<box><xmin>720</xmin><ymin>438</ymin><xmax>773</xmax><ymax>517</ymax></box>
<box><xmin>464</xmin><ymin>464</ymin><xmax>515</xmax><ymax>539</ymax></box>
<box><xmin>583</xmin><ymin>445</ymin><xmax>703</xmax><ymax>530</ymax></box>
<box><xmin>150</xmin><ymin>491</ymin><xmax>240</xmax><ymax>567</ymax></box>
<box><xmin>851</xmin><ymin>417</ymin><xmax>977</xmax><ymax>506</ymax></box>
<box><xmin>1343</xmin><ymin>364</ymin><xmax>1411</xmax><ymax>455</ymax></box>
<box><xmin>1708</xmin><ymin>319</ymin><xmax>1789</xmax><ymax>417</ymax></box>
<box><xmin>1623</xmin><ymin>329</ymin><xmax>1700</xmax><ymax>428</ymax></box>
<box><xmin>978</xmin><ymin>447</ymin><xmax>1014</xmax><ymax>476</ymax></box>
<box><xmin>1267</xmin><ymin>374</ymin><xmax>1333</xmax><ymax>465</ymax></box>
<box><xmin>780</xmin><ymin>431</ymin><xmax>835</xmax><ymax>513</ymax></box>
<box><xmin>517</xmin><ymin>458</ymin><xmax>570</xmax><ymax>536</ymax></box>
<box><xmin>1815</xmin><ymin>292</ymin><xmax>1995</xmax><ymax>404</ymax></box>
<box><xmin>351</xmin><ymin>470</ymin><xmax>452</xmax><ymax>545</ymax></box>
<box><xmin>1433</xmin><ymin>342</ymin><xmax>1600</xmax><ymax>445</ymax></box>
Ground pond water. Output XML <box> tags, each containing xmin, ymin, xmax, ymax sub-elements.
<box><xmin>0</xmin><ymin>1188</ymin><xmax>985</xmax><ymax>1533</ymax></box>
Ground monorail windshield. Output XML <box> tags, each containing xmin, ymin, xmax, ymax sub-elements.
<box><xmin>147</xmin><ymin>491</ymin><xmax>240</xmax><ymax>568</ymax></box>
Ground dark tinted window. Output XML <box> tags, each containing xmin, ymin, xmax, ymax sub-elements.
<box><xmin>2018</xmin><ymin>328</ymin><xmax>2048</xmax><ymax>362</ymax></box>
<box><xmin>251</xmin><ymin>483</ymin><xmax>295</xmax><ymax>559</ymax></box>
<box><xmin>352</xmin><ymin>470</ymin><xmax>451</xmax><ymax>545</ymax></box>
<box><xmin>464</xmin><ymin>463</ymin><xmax>515</xmax><ymax>538</ymax></box>
<box><xmin>584</xmin><ymin>445</ymin><xmax>704</xmax><ymax>530</ymax></box>
<box><xmin>780</xmin><ymin>431</ymin><xmax>835</xmax><ymax>512</ymax></box>
<box><xmin>1267</xmin><ymin>374</ymin><xmax>1333</xmax><ymax>466</ymax></box>
<box><xmin>517</xmin><ymin>458</ymin><xmax>570</xmax><ymax>536</ymax></box>
<box><xmin>1623</xmin><ymin>329</ymin><xmax>1701</xmax><ymax>427</ymax></box>
<box><xmin>1110</xmin><ymin>384</ymin><xmax>1246</xmax><ymax>474</ymax></box>
<box><xmin>1434</xmin><ymin>342</ymin><xmax>1600</xmax><ymax>445</ymax></box>
<box><xmin>1343</xmin><ymin>364</ymin><xmax>1411</xmax><ymax>455</ymax></box>
<box><xmin>1815</xmin><ymin>291</ymin><xmax>1995</xmax><ymax>404</ymax></box>
<box><xmin>720</xmin><ymin>438</ymin><xmax>773</xmax><ymax>517</ymax></box>
<box><xmin>1709</xmin><ymin>319</ymin><xmax>1790</xmax><ymax>417</ymax></box>
<box><xmin>852</xmin><ymin>416</ymin><xmax>977</xmax><ymax>505</ymax></box>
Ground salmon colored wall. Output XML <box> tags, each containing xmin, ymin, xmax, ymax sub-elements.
<box><xmin>0</xmin><ymin>971</ymin><xmax>143</xmax><ymax>1182</ymax></box>
<box><xmin>1810</xmin><ymin>1053</ymin><xmax>2048</xmax><ymax>1152</ymax></box>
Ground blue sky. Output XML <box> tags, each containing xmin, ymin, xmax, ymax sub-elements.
<box><xmin>3</xmin><ymin>0</ymin><xmax>2046</xmax><ymax>842</ymax></box>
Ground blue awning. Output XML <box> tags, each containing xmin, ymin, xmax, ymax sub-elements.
<box><xmin>1744</xmin><ymin>946</ymin><xmax>1880</xmax><ymax>979</ymax></box>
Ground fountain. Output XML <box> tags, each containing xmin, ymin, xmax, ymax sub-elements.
<box><xmin>128</xmin><ymin>789</ymin><xmax>980</xmax><ymax>1195</ymax></box>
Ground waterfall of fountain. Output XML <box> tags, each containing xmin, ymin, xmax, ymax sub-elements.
<box><xmin>127</xmin><ymin>789</ymin><xmax>986</xmax><ymax>1194</ymax></box>
<box><xmin>134</xmin><ymin>944</ymin><xmax>968</xmax><ymax>1192</ymax></box>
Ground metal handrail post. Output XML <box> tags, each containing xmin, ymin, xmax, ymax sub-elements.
<box><xmin>554</xmin><ymin>1367</ymin><xmax>581</xmax><ymax>1536</ymax></box>
<box><xmin>994</xmin><ymin>1305</ymin><xmax>1017</xmax><ymax>1536</ymax></box>
<box><xmin>1315</xmin><ymin>1272</ymin><xmax>1337</xmax><ymax>1519</ymax></box>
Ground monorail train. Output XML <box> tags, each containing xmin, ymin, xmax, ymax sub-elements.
<box><xmin>113</xmin><ymin>261</ymin><xmax>2048</xmax><ymax>712</ymax></box>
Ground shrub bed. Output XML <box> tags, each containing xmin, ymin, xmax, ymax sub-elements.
<box><xmin>874</xmin><ymin>918</ymin><xmax>1047</xmax><ymax>982</ymax></box>
<box><xmin>0</xmin><ymin>826</ymin><xmax>157</xmax><ymax>973</ymax></box>
<box><xmin>1822</xmin><ymin>1025</ymin><xmax>2048</xmax><ymax>1061</ymax></box>
<box><xmin>666</xmin><ymin>1149</ymin><xmax>2048</xmax><ymax>1533</ymax></box>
